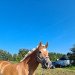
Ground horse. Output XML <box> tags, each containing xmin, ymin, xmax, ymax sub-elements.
<box><xmin>0</xmin><ymin>42</ymin><xmax>52</xmax><ymax>75</ymax></box>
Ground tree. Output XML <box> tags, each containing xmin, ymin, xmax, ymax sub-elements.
<box><xmin>17</xmin><ymin>48</ymin><xmax>29</xmax><ymax>61</ymax></box>
<box><xmin>0</xmin><ymin>49</ymin><xmax>12</xmax><ymax>61</ymax></box>
<box><xmin>0</xmin><ymin>49</ymin><xmax>29</xmax><ymax>61</ymax></box>
<box><xmin>12</xmin><ymin>54</ymin><xmax>18</xmax><ymax>61</ymax></box>
<box><xmin>70</xmin><ymin>44</ymin><xmax>75</xmax><ymax>53</ymax></box>
<box><xmin>49</xmin><ymin>52</ymin><xmax>64</xmax><ymax>61</ymax></box>
<box><xmin>67</xmin><ymin>44</ymin><xmax>75</xmax><ymax>65</ymax></box>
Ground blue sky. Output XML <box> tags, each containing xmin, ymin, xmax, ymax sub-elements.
<box><xmin>0</xmin><ymin>0</ymin><xmax>75</xmax><ymax>54</ymax></box>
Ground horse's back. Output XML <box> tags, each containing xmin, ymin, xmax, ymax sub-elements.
<box><xmin>0</xmin><ymin>60</ymin><xmax>11</xmax><ymax>75</ymax></box>
<box><xmin>0</xmin><ymin>60</ymin><xmax>19</xmax><ymax>75</ymax></box>
<box><xmin>0</xmin><ymin>61</ymin><xmax>10</xmax><ymax>69</ymax></box>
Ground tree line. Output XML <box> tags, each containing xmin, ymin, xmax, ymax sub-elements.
<box><xmin>67</xmin><ymin>44</ymin><xmax>75</xmax><ymax>65</ymax></box>
<box><xmin>0</xmin><ymin>44</ymin><xmax>75</xmax><ymax>63</ymax></box>
<box><xmin>0</xmin><ymin>48</ymin><xmax>64</xmax><ymax>62</ymax></box>
<box><xmin>0</xmin><ymin>49</ymin><xmax>29</xmax><ymax>62</ymax></box>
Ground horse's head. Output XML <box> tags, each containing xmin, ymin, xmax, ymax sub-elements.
<box><xmin>36</xmin><ymin>42</ymin><xmax>52</xmax><ymax>69</ymax></box>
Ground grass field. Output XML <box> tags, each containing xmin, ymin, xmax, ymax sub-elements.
<box><xmin>35</xmin><ymin>65</ymin><xmax>75</xmax><ymax>75</ymax></box>
<box><xmin>64</xmin><ymin>65</ymin><xmax>75</xmax><ymax>70</ymax></box>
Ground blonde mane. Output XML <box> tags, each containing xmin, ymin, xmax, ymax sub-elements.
<box><xmin>20</xmin><ymin>47</ymin><xmax>36</xmax><ymax>62</ymax></box>
<box><xmin>20</xmin><ymin>44</ymin><xmax>45</xmax><ymax>62</ymax></box>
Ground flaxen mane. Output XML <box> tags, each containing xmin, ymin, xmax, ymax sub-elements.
<box><xmin>20</xmin><ymin>48</ymin><xmax>36</xmax><ymax>62</ymax></box>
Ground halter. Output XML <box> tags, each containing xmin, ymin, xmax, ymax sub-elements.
<box><xmin>37</xmin><ymin>55</ymin><xmax>49</xmax><ymax>68</ymax></box>
<box><xmin>37</xmin><ymin>55</ymin><xmax>51</xmax><ymax>75</ymax></box>
<box><xmin>37</xmin><ymin>56</ymin><xmax>49</xmax><ymax>62</ymax></box>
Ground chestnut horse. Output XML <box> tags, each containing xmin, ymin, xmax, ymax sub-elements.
<box><xmin>0</xmin><ymin>42</ymin><xmax>52</xmax><ymax>75</ymax></box>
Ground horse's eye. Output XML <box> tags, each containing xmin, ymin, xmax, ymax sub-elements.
<box><xmin>39</xmin><ymin>51</ymin><xmax>41</xmax><ymax>53</ymax></box>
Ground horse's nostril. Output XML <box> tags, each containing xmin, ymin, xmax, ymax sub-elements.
<box><xmin>46</xmin><ymin>63</ymin><xmax>48</xmax><ymax>65</ymax></box>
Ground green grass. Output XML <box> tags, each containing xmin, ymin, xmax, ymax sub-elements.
<box><xmin>35</xmin><ymin>65</ymin><xmax>75</xmax><ymax>75</ymax></box>
<box><xmin>10</xmin><ymin>61</ymin><xmax>19</xmax><ymax>64</ymax></box>
<box><xmin>64</xmin><ymin>66</ymin><xmax>75</xmax><ymax>71</ymax></box>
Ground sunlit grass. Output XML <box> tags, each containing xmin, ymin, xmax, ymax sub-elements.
<box><xmin>64</xmin><ymin>65</ymin><xmax>75</xmax><ymax>71</ymax></box>
<box><xmin>35</xmin><ymin>65</ymin><xmax>75</xmax><ymax>75</ymax></box>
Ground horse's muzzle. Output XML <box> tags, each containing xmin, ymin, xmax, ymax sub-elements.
<box><xmin>41</xmin><ymin>59</ymin><xmax>52</xmax><ymax>69</ymax></box>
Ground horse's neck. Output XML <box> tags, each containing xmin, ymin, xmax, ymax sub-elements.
<box><xmin>21</xmin><ymin>51</ymin><xmax>39</xmax><ymax>74</ymax></box>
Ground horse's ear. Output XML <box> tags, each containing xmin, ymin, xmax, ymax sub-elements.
<box><xmin>38</xmin><ymin>42</ymin><xmax>42</xmax><ymax>48</ymax></box>
<box><xmin>45</xmin><ymin>42</ymin><xmax>48</xmax><ymax>48</ymax></box>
